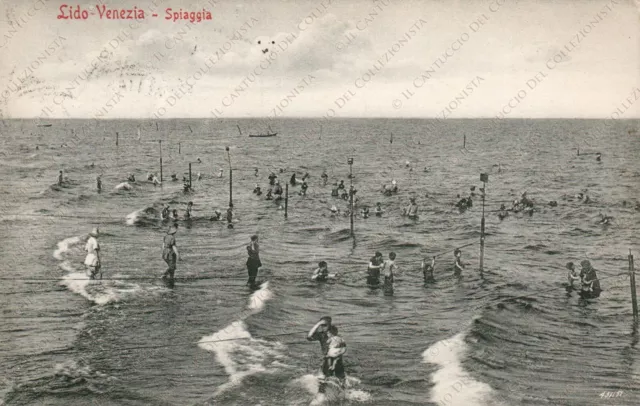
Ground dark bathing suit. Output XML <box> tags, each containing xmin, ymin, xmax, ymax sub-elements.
<box><xmin>162</xmin><ymin>234</ymin><xmax>177</xmax><ymax>278</ymax></box>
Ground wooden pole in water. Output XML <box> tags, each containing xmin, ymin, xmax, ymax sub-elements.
<box><xmin>226</xmin><ymin>146</ymin><xmax>232</xmax><ymax>207</ymax></box>
<box><xmin>156</xmin><ymin>122</ymin><xmax>159</xmax><ymax>131</ymax></box>
<box><xmin>285</xmin><ymin>184</ymin><xmax>289</xmax><ymax>218</ymax></box>
<box><xmin>189</xmin><ymin>162</ymin><xmax>192</xmax><ymax>189</ymax></box>
<box><xmin>630</xmin><ymin>251</ymin><xmax>638</xmax><ymax>324</ymax></box>
<box><xmin>116</xmin><ymin>132</ymin><xmax>119</xmax><ymax>146</ymax></box>
<box><xmin>159</xmin><ymin>140</ymin><xmax>163</xmax><ymax>182</ymax></box>
<box><xmin>479</xmin><ymin>173</ymin><xmax>488</xmax><ymax>271</ymax></box>
<box><xmin>463</xmin><ymin>134</ymin><xmax>466</xmax><ymax>149</ymax></box>
<box><xmin>577</xmin><ymin>148</ymin><xmax>580</xmax><ymax>156</ymax></box>
<box><xmin>348</xmin><ymin>157</ymin><xmax>354</xmax><ymax>237</ymax></box>
<box><xmin>179</xmin><ymin>142</ymin><xmax>181</xmax><ymax>154</ymax></box>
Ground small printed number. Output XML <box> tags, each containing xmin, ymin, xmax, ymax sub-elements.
<box><xmin>599</xmin><ymin>391</ymin><xmax>623</xmax><ymax>399</ymax></box>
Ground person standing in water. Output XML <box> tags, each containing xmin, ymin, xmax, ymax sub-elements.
<box><xmin>422</xmin><ymin>256</ymin><xmax>435</xmax><ymax>283</ymax></box>
<box><xmin>96</xmin><ymin>175</ymin><xmax>102</xmax><ymax>192</ymax></box>
<box><xmin>321</xmin><ymin>171</ymin><xmax>328</xmax><ymax>186</ymax></box>
<box><xmin>404</xmin><ymin>198</ymin><xmax>419</xmax><ymax>219</ymax></box>
<box><xmin>382</xmin><ymin>252</ymin><xmax>398</xmax><ymax>295</ymax></box>
<box><xmin>566</xmin><ymin>262</ymin><xmax>580</xmax><ymax>289</ymax></box>
<box><xmin>246</xmin><ymin>234</ymin><xmax>262</xmax><ymax>288</ymax></box>
<box><xmin>57</xmin><ymin>170</ymin><xmax>64</xmax><ymax>186</ymax></box>
<box><xmin>226</xmin><ymin>205</ymin><xmax>234</xmax><ymax>229</ymax></box>
<box><xmin>84</xmin><ymin>227</ymin><xmax>101</xmax><ymax>280</ymax></box>
<box><xmin>453</xmin><ymin>248</ymin><xmax>465</xmax><ymax>277</ymax></box>
<box><xmin>184</xmin><ymin>201</ymin><xmax>193</xmax><ymax>220</ymax></box>
<box><xmin>312</xmin><ymin>261</ymin><xmax>330</xmax><ymax>282</ymax></box>
<box><xmin>307</xmin><ymin>317</ymin><xmax>346</xmax><ymax>391</ymax></box>
<box><xmin>367</xmin><ymin>251</ymin><xmax>384</xmax><ymax>285</ymax></box>
<box><xmin>580</xmin><ymin>260</ymin><xmax>602</xmax><ymax>298</ymax></box>
<box><xmin>162</xmin><ymin>225</ymin><xmax>180</xmax><ymax>280</ymax></box>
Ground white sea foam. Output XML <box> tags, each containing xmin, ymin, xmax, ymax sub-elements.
<box><xmin>247</xmin><ymin>281</ymin><xmax>273</xmax><ymax>311</ymax></box>
<box><xmin>198</xmin><ymin>320</ymin><xmax>286</xmax><ymax>396</ymax></box>
<box><xmin>295</xmin><ymin>374</ymin><xmax>371</xmax><ymax>405</ymax></box>
<box><xmin>423</xmin><ymin>332</ymin><xmax>496</xmax><ymax>406</ymax></box>
<box><xmin>114</xmin><ymin>182</ymin><xmax>132</xmax><ymax>191</ymax></box>
<box><xmin>125</xmin><ymin>210</ymin><xmax>140</xmax><ymax>226</ymax></box>
<box><xmin>53</xmin><ymin>236</ymin><xmax>82</xmax><ymax>260</ymax></box>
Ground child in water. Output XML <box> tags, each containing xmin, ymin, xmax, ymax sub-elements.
<box><xmin>566</xmin><ymin>262</ymin><xmax>580</xmax><ymax>289</ymax></box>
<box><xmin>312</xmin><ymin>261</ymin><xmax>329</xmax><ymax>282</ymax></box>
<box><xmin>324</xmin><ymin>326</ymin><xmax>347</xmax><ymax>378</ymax></box>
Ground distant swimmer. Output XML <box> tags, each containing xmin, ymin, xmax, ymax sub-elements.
<box><xmin>254</xmin><ymin>168</ymin><xmax>259</xmax><ymax>177</ymax></box>
<box><xmin>185</xmin><ymin>201</ymin><xmax>193</xmax><ymax>220</ymax></box>
<box><xmin>596</xmin><ymin>152</ymin><xmax>602</xmax><ymax>162</ymax></box>
<box><xmin>246</xmin><ymin>234</ymin><xmax>262</xmax><ymax>288</ymax></box>
<box><xmin>307</xmin><ymin>317</ymin><xmax>346</xmax><ymax>391</ymax></box>
<box><xmin>422</xmin><ymin>256</ymin><xmax>436</xmax><ymax>283</ymax></box>
<box><xmin>300</xmin><ymin>180</ymin><xmax>308</xmax><ymax>196</ymax></box>
<box><xmin>210</xmin><ymin>209</ymin><xmax>222</xmax><ymax>221</ymax></box>
<box><xmin>171</xmin><ymin>174</ymin><xmax>178</xmax><ymax>182</ymax></box>
<box><xmin>279</xmin><ymin>168</ymin><xmax>285</xmax><ymax>173</ymax></box>
<box><xmin>331</xmin><ymin>183</ymin><xmax>339</xmax><ymax>197</ymax></box>
<box><xmin>566</xmin><ymin>262</ymin><xmax>580</xmax><ymax>289</ymax></box>
<box><xmin>218</xmin><ymin>169</ymin><xmax>224</xmax><ymax>178</ymax></box>
<box><xmin>290</xmin><ymin>173</ymin><xmax>297</xmax><ymax>186</ymax></box>
<box><xmin>375</xmin><ymin>202</ymin><xmax>384</xmax><ymax>217</ymax></box>
<box><xmin>391</xmin><ymin>180</ymin><xmax>398</xmax><ymax>194</ymax></box>
<box><xmin>360</xmin><ymin>207</ymin><xmax>370</xmax><ymax>219</ymax></box>
<box><xmin>580</xmin><ymin>260</ymin><xmax>601</xmax><ymax>298</ymax></box>
<box><xmin>274</xmin><ymin>181</ymin><xmax>283</xmax><ymax>201</ymax></box>
<box><xmin>171</xmin><ymin>209</ymin><xmax>179</xmax><ymax>221</ymax></box>
<box><xmin>498</xmin><ymin>204</ymin><xmax>508</xmax><ymax>221</ymax></box>
<box><xmin>367</xmin><ymin>251</ymin><xmax>384</xmax><ymax>286</ymax></box>
<box><xmin>226</xmin><ymin>205</ymin><xmax>234</xmax><ymax>228</ymax></box>
<box><xmin>96</xmin><ymin>175</ymin><xmax>102</xmax><ymax>192</ymax></box>
<box><xmin>127</xmin><ymin>174</ymin><xmax>136</xmax><ymax>183</ymax></box>
<box><xmin>548</xmin><ymin>201</ymin><xmax>558</xmax><ymax>207</ymax></box>
<box><xmin>404</xmin><ymin>197</ymin><xmax>419</xmax><ymax>219</ymax></box>
<box><xmin>469</xmin><ymin>186</ymin><xmax>476</xmax><ymax>198</ymax></box>
<box><xmin>197</xmin><ymin>172</ymin><xmax>202</xmax><ymax>181</ymax></box>
<box><xmin>340</xmin><ymin>189</ymin><xmax>349</xmax><ymax>201</ymax></box>
<box><xmin>330</xmin><ymin>205</ymin><xmax>340</xmax><ymax>216</ymax></box>
<box><xmin>302</xmin><ymin>172</ymin><xmax>310</xmax><ymax>181</ymax></box>
<box><xmin>161</xmin><ymin>225</ymin><xmax>180</xmax><ymax>280</ymax></box>
<box><xmin>148</xmin><ymin>173</ymin><xmax>154</xmax><ymax>181</ymax></box>
<box><xmin>382</xmin><ymin>252</ymin><xmax>398</xmax><ymax>296</ymax></box>
<box><xmin>423</xmin><ymin>167</ymin><xmax>429</xmax><ymax>173</ymax></box>
<box><xmin>321</xmin><ymin>171</ymin><xmax>328</xmax><ymax>186</ymax></box>
<box><xmin>598</xmin><ymin>213</ymin><xmax>613</xmax><ymax>225</ymax></box>
<box><xmin>152</xmin><ymin>174</ymin><xmax>160</xmax><ymax>187</ymax></box>
<box><xmin>84</xmin><ymin>227</ymin><xmax>102</xmax><ymax>280</ymax></box>
<box><xmin>161</xmin><ymin>205</ymin><xmax>170</xmax><ymax>220</ymax></box>
<box><xmin>114</xmin><ymin>182</ymin><xmax>132</xmax><ymax>191</ymax></box>
<box><xmin>337</xmin><ymin>180</ymin><xmax>345</xmax><ymax>190</ymax></box>
<box><xmin>265</xmin><ymin>188</ymin><xmax>273</xmax><ymax>200</ymax></box>
<box><xmin>268</xmin><ymin>172</ymin><xmax>277</xmax><ymax>185</ymax></box>
<box><xmin>312</xmin><ymin>261</ymin><xmax>339</xmax><ymax>281</ymax></box>
<box><xmin>57</xmin><ymin>170</ymin><xmax>64</xmax><ymax>186</ymax></box>
<box><xmin>405</xmin><ymin>160</ymin><xmax>411</xmax><ymax>168</ymax></box>
<box><xmin>453</xmin><ymin>248</ymin><xmax>465</xmax><ymax>277</ymax></box>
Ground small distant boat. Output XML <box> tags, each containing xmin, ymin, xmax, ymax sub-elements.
<box><xmin>248</xmin><ymin>125</ymin><xmax>277</xmax><ymax>138</ymax></box>
<box><xmin>37</xmin><ymin>124</ymin><xmax>52</xmax><ymax>127</ymax></box>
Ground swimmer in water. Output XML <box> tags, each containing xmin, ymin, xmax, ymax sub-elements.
<box><xmin>422</xmin><ymin>256</ymin><xmax>436</xmax><ymax>283</ymax></box>
<box><xmin>453</xmin><ymin>248</ymin><xmax>464</xmax><ymax>277</ymax></box>
<box><xmin>375</xmin><ymin>202</ymin><xmax>384</xmax><ymax>217</ymax></box>
<box><xmin>330</xmin><ymin>205</ymin><xmax>339</xmax><ymax>216</ymax></box>
<box><xmin>96</xmin><ymin>175</ymin><xmax>102</xmax><ymax>192</ymax></box>
<box><xmin>268</xmin><ymin>172</ymin><xmax>277</xmax><ymax>185</ymax></box>
<box><xmin>596</xmin><ymin>152</ymin><xmax>602</xmax><ymax>162</ymax></box>
<box><xmin>57</xmin><ymin>170</ymin><xmax>64</xmax><ymax>186</ymax></box>
<box><xmin>184</xmin><ymin>201</ymin><xmax>193</xmax><ymax>220</ymax></box>
<box><xmin>312</xmin><ymin>261</ymin><xmax>329</xmax><ymax>282</ymax></box>
<box><xmin>321</xmin><ymin>171</ymin><xmax>328</xmax><ymax>186</ymax></box>
<box><xmin>391</xmin><ymin>180</ymin><xmax>398</xmax><ymax>194</ymax></box>
<box><xmin>161</xmin><ymin>225</ymin><xmax>180</xmax><ymax>280</ymax></box>
<box><xmin>265</xmin><ymin>188</ymin><xmax>273</xmax><ymax>200</ymax></box>
<box><xmin>127</xmin><ymin>174</ymin><xmax>136</xmax><ymax>183</ymax></box>
<box><xmin>290</xmin><ymin>173</ymin><xmax>297</xmax><ymax>186</ymax></box>
<box><xmin>361</xmin><ymin>207</ymin><xmax>370</xmax><ymax>219</ymax></box>
<box><xmin>254</xmin><ymin>168</ymin><xmax>259</xmax><ymax>177</ymax></box>
<box><xmin>302</xmin><ymin>172</ymin><xmax>310</xmax><ymax>181</ymax></box>
<box><xmin>274</xmin><ymin>181</ymin><xmax>283</xmax><ymax>200</ymax></box>
<box><xmin>246</xmin><ymin>234</ymin><xmax>261</xmax><ymax>288</ymax></box>
<box><xmin>367</xmin><ymin>251</ymin><xmax>384</xmax><ymax>285</ymax></box>
<box><xmin>580</xmin><ymin>260</ymin><xmax>601</xmax><ymax>298</ymax></box>
<box><xmin>307</xmin><ymin>317</ymin><xmax>346</xmax><ymax>392</ymax></box>
<box><xmin>340</xmin><ymin>189</ymin><xmax>349</xmax><ymax>201</ymax></box>
<box><xmin>498</xmin><ymin>204</ymin><xmax>508</xmax><ymax>221</ymax></box>
<box><xmin>566</xmin><ymin>262</ymin><xmax>580</xmax><ymax>289</ymax></box>
<box><xmin>197</xmin><ymin>172</ymin><xmax>202</xmax><ymax>181</ymax></box>
<box><xmin>171</xmin><ymin>209</ymin><xmax>179</xmax><ymax>221</ymax></box>
<box><xmin>337</xmin><ymin>180</ymin><xmax>345</xmax><ymax>190</ymax></box>
<box><xmin>161</xmin><ymin>205</ymin><xmax>170</xmax><ymax>220</ymax></box>
<box><xmin>324</xmin><ymin>325</ymin><xmax>347</xmax><ymax>385</ymax></box>
<box><xmin>84</xmin><ymin>228</ymin><xmax>101</xmax><ymax>280</ymax></box>
<box><xmin>598</xmin><ymin>212</ymin><xmax>613</xmax><ymax>225</ymax></box>
<box><xmin>404</xmin><ymin>197</ymin><xmax>419</xmax><ymax>219</ymax></box>
<box><xmin>210</xmin><ymin>209</ymin><xmax>222</xmax><ymax>221</ymax></box>
<box><xmin>331</xmin><ymin>183</ymin><xmax>339</xmax><ymax>197</ymax></box>
<box><xmin>152</xmin><ymin>174</ymin><xmax>160</xmax><ymax>186</ymax></box>
<box><xmin>253</xmin><ymin>184</ymin><xmax>261</xmax><ymax>194</ymax></box>
<box><xmin>171</xmin><ymin>174</ymin><xmax>178</xmax><ymax>182</ymax></box>
<box><xmin>218</xmin><ymin>169</ymin><xmax>224</xmax><ymax>178</ymax></box>
<box><xmin>382</xmin><ymin>252</ymin><xmax>398</xmax><ymax>296</ymax></box>
<box><xmin>300</xmin><ymin>180</ymin><xmax>308</xmax><ymax>196</ymax></box>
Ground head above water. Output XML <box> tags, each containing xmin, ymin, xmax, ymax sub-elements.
<box><xmin>319</xmin><ymin>261</ymin><xmax>327</xmax><ymax>268</ymax></box>
<box><xmin>251</xmin><ymin>234</ymin><xmax>258</xmax><ymax>241</ymax></box>
<box><xmin>328</xmin><ymin>325</ymin><xmax>338</xmax><ymax>335</ymax></box>
<box><xmin>565</xmin><ymin>262</ymin><xmax>575</xmax><ymax>270</ymax></box>
<box><xmin>188</xmin><ymin>201</ymin><xmax>193</xmax><ymax>206</ymax></box>
<box><xmin>580</xmin><ymin>260</ymin><xmax>592</xmax><ymax>270</ymax></box>
<box><xmin>389</xmin><ymin>252</ymin><xmax>396</xmax><ymax>260</ymax></box>
<box><xmin>375</xmin><ymin>251</ymin><xmax>383</xmax><ymax>258</ymax></box>
<box><xmin>168</xmin><ymin>225</ymin><xmax>178</xmax><ymax>234</ymax></box>
<box><xmin>454</xmin><ymin>248</ymin><xmax>461</xmax><ymax>257</ymax></box>
<box><xmin>89</xmin><ymin>227</ymin><xmax>99</xmax><ymax>237</ymax></box>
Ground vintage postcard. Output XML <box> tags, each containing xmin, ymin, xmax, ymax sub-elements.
<box><xmin>1</xmin><ymin>0</ymin><xmax>639</xmax><ymax>405</ymax></box>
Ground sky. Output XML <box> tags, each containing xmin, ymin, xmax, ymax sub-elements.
<box><xmin>0</xmin><ymin>0</ymin><xmax>638</xmax><ymax>118</ymax></box>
